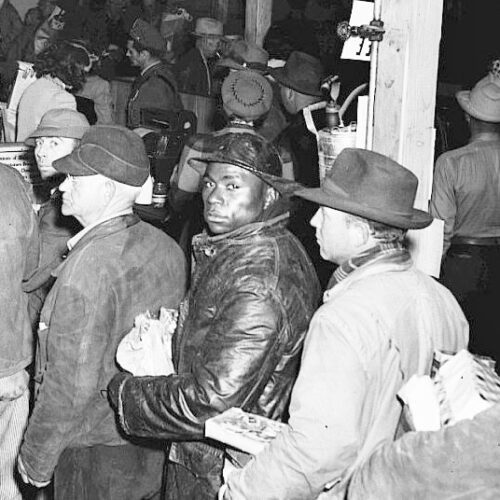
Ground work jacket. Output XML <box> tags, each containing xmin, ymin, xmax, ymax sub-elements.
<box><xmin>127</xmin><ymin>61</ymin><xmax>183</xmax><ymax>129</ymax></box>
<box><xmin>226</xmin><ymin>256</ymin><xmax>469</xmax><ymax>499</ymax></box>
<box><xmin>20</xmin><ymin>214</ymin><xmax>187</xmax><ymax>482</ymax></box>
<box><xmin>0</xmin><ymin>165</ymin><xmax>39</xmax><ymax>378</ymax></box>
<box><xmin>116</xmin><ymin>213</ymin><xmax>321</xmax><ymax>497</ymax></box>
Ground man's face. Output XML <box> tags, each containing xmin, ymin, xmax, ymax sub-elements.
<box><xmin>198</xmin><ymin>36</ymin><xmax>220</xmax><ymax>58</ymax></box>
<box><xmin>126</xmin><ymin>40</ymin><xmax>145</xmax><ymax>68</ymax></box>
<box><xmin>35</xmin><ymin>136</ymin><xmax>78</xmax><ymax>180</ymax></box>
<box><xmin>59</xmin><ymin>174</ymin><xmax>109</xmax><ymax>226</ymax></box>
<box><xmin>202</xmin><ymin>162</ymin><xmax>267</xmax><ymax>235</ymax></box>
<box><xmin>310</xmin><ymin>206</ymin><xmax>358</xmax><ymax>265</ymax></box>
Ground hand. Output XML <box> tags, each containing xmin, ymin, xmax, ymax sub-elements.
<box><xmin>218</xmin><ymin>484</ymin><xmax>229</xmax><ymax>500</ymax></box>
<box><xmin>0</xmin><ymin>370</ymin><xmax>29</xmax><ymax>401</ymax></box>
<box><xmin>107</xmin><ymin>372</ymin><xmax>131</xmax><ymax>410</ymax></box>
<box><xmin>17</xmin><ymin>456</ymin><xmax>50</xmax><ymax>488</ymax></box>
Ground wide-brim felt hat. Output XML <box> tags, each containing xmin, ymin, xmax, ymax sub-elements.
<box><xmin>271</xmin><ymin>50</ymin><xmax>324</xmax><ymax>97</ymax></box>
<box><xmin>295</xmin><ymin>148</ymin><xmax>433</xmax><ymax>229</ymax></box>
<box><xmin>25</xmin><ymin>108</ymin><xmax>89</xmax><ymax>146</ymax></box>
<box><xmin>221</xmin><ymin>70</ymin><xmax>273</xmax><ymax>121</ymax></box>
<box><xmin>217</xmin><ymin>40</ymin><xmax>269</xmax><ymax>73</ymax></box>
<box><xmin>456</xmin><ymin>70</ymin><xmax>500</xmax><ymax>122</ymax></box>
<box><xmin>188</xmin><ymin>131</ymin><xmax>300</xmax><ymax>195</ymax></box>
<box><xmin>53</xmin><ymin>125</ymin><xmax>149</xmax><ymax>187</ymax></box>
<box><xmin>192</xmin><ymin>17</ymin><xmax>224</xmax><ymax>38</ymax></box>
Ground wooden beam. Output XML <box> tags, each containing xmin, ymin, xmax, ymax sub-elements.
<box><xmin>213</xmin><ymin>0</ymin><xmax>229</xmax><ymax>25</ymax></box>
<box><xmin>245</xmin><ymin>0</ymin><xmax>273</xmax><ymax>47</ymax></box>
<box><xmin>372</xmin><ymin>0</ymin><xmax>444</xmax><ymax>210</ymax></box>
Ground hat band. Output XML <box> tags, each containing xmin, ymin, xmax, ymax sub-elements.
<box><xmin>321</xmin><ymin>180</ymin><xmax>417</xmax><ymax>218</ymax></box>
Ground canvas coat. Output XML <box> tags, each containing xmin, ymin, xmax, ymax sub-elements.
<box><xmin>226</xmin><ymin>257</ymin><xmax>469</xmax><ymax>499</ymax></box>
<box><xmin>115</xmin><ymin>213</ymin><xmax>321</xmax><ymax>499</ymax></box>
<box><xmin>19</xmin><ymin>214</ymin><xmax>187</xmax><ymax>482</ymax></box>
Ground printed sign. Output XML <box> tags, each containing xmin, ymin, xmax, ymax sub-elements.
<box><xmin>0</xmin><ymin>143</ymin><xmax>41</xmax><ymax>185</ymax></box>
<box><xmin>341</xmin><ymin>1</ymin><xmax>374</xmax><ymax>62</ymax></box>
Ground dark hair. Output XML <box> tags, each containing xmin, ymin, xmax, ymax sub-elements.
<box><xmin>128</xmin><ymin>38</ymin><xmax>164</xmax><ymax>60</ymax></box>
<box><xmin>33</xmin><ymin>41</ymin><xmax>90</xmax><ymax>91</ymax></box>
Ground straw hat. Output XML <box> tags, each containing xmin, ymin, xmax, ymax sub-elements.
<box><xmin>456</xmin><ymin>67</ymin><xmax>500</xmax><ymax>123</ymax></box>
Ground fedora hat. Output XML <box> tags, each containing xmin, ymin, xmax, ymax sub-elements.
<box><xmin>456</xmin><ymin>68</ymin><xmax>500</xmax><ymax>122</ymax></box>
<box><xmin>26</xmin><ymin>108</ymin><xmax>89</xmax><ymax>146</ymax></box>
<box><xmin>295</xmin><ymin>148</ymin><xmax>433</xmax><ymax>229</ymax></box>
<box><xmin>218</xmin><ymin>40</ymin><xmax>269</xmax><ymax>73</ymax></box>
<box><xmin>192</xmin><ymin>17</ymin><xmax>223</xmax><ymax>38</ymax></box>
<box><xmin>271</xmin><ymin>51</ymin><xmax>324</xmax><ymax>97</ymax></box>
<box><xmin>188</xmin><ymin>132</ymin><xmax>299</xmax><ymax>195</ymax></box>
<box><xmin>53</xmin><ymin>125</ymin><xmax>149</xmax><ymax>187</ymax></box>
<box><xmin>222</xmin><ymin>70</ymin><xmax>273</xmax><ymax>121</ymax></box>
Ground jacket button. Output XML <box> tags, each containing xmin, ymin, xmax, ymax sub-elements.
<box><xmin>204</xmin><ymin>247</ymin><xmax>216</xmax><ymax>257</ymax></box>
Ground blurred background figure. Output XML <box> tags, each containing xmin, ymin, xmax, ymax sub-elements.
<box><xmin>16</xmin><ymin>40</ymin><xmax>91</xmax><ymax>141</ymax></box>
<box><xmin>175</xmin><ymin>17</ymin><xmax>223</xmax><ymax>97</ymax></box>
<box><xmin>126</xmin><ymin>18</ymin><xmax>182</xmax><ymax>129</ymax></box>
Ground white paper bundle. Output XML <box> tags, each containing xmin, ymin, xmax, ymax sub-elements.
<box><xmin>398</xmin><ymin>349</ymin><xmax>500</xmax><ymax>431</ymax></box>
<box><xmin>116</xmin><ymin>307</ymin><xmax>178</xmax><ymax>376</ymax></box>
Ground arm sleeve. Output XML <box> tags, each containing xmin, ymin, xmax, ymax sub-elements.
<box><xmin>347</xmin><ymin>403</ymin><xmax>500</xmax><ymax>500</ymax></box>
<box><xmin>118</xmin><ymin>283</ymin><xmax>285</xmax><ymax>441</ymax></box>
<box><xmin>225</xmin><ymin>311</ymin><xmax>367</xmax><ymax>500</ymax></box>
<box><xmin>429</xmin><ymin>155</ymin><xmax>457</xmax><ymax>255</ymax></box>
<box><xmin>20</xmin><ymin>281</ymin><xmax>112</xmax><ymax>482</ymax></box>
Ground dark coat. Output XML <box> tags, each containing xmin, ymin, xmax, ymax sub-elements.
<box><xmin>175</xmin><ymin>47</ymin><xmax>212</xmax><ymax>97</ymax></box>
<box><xmin>20</xmin><ymin>214</ymin><xmax>187</xmax><ymax>482</ymax></box>
<box><xmin>114</xmin><ymin>213</ymin><xmax>321</xmax><ymax>499</ymax></box>
<box><xmin>25</xmin><ymin>190</ymin><xmax>81</xmax><ymax>328</ymax></box>
<box><xmin>127</xmin><ymin>61</ymin><xmax>183</xmax><ymax>129</ymax></box>
<box><xmin>0</xmin><ymin>164</ymin><xmax>39</xmax><ymax>377</ymax></box>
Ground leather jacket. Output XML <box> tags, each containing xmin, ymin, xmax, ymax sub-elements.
<box><xmin>116</xmin><ymin>213</ymin><xmax>321</xmax><ymax>484</ymax></box>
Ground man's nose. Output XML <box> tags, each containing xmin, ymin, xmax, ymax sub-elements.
<box><xmin>59</xmin><ymin>177</ymin><xmax>70</xmax><ymax>192</ymax></box>
<box><xmin>206</xmin><ymin>185</ymin><xmax>223</xmax><ymax>205</ymax></box>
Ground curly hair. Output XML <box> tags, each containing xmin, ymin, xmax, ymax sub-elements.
<box><xmin>33</xmin><ymin>41</ymin><xmax>90</xmax><ymax>92</ymax></box>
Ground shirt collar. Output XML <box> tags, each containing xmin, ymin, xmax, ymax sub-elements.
<box><xmin>67</xmin><ymin>209</ymin><xmax>132</xmax><ymax>251</ymax></box>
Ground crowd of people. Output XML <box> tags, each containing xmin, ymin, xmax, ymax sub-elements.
<box><xmin>2</xmin><ymin>1</ymin><xmax>500</xmax><ymax>500</ymax></box>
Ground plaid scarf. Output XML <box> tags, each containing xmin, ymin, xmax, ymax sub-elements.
<box><xmin>328</xmin><ymin>241</ymin><xmax>411</xmax><ymax>289</ymax></box>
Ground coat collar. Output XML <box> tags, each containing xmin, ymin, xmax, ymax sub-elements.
<box><xmin>192</xmin><ymin>213</ymin><xmax>289</xmax><ymax>253</ymax></box>
<box><xmin>51</xmin><ymin>214</ymin><xmax>141</xmax><ymax>278</ymax></box>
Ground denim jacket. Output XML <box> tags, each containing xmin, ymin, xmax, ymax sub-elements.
<box><xmin>20</xmin><ymin>214</ymin><xmax>187</xmax><ymax>482</ymax></box>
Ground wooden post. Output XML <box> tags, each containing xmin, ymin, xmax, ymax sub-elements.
<box><xmin>245</xmin><ymin>0</ymin><xmax>273</xmax><ymax>47</ymax></box>
<box><xmin>371</xmin><ymin>0</ymin><xmax>444</xmax><ymax>210</ymax></box>
<box><xmin>213</xmin><ymin>0</ymin><xmax>229</xmax><ymax>25</ymax></box>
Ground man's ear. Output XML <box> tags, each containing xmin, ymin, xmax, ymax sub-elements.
<box><xmin>352</xmin><ymin>218</ymin><xmax>370</xmax><ymax>246</ymax></box>
<box><xmin>264</xmin><ymin>186</ymin><xmax>279</xmax><ymax>210</ymax></box>
<box><xmin>104</xmin><ymin>178</ymin><xmax>116</xmax><ymax>202</ymax></box>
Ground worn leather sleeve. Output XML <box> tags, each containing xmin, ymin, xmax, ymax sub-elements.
<box><xmin>118</xmin><ymin>280</ymin><xmax>285</xmax><ymax>441</ymax></box>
